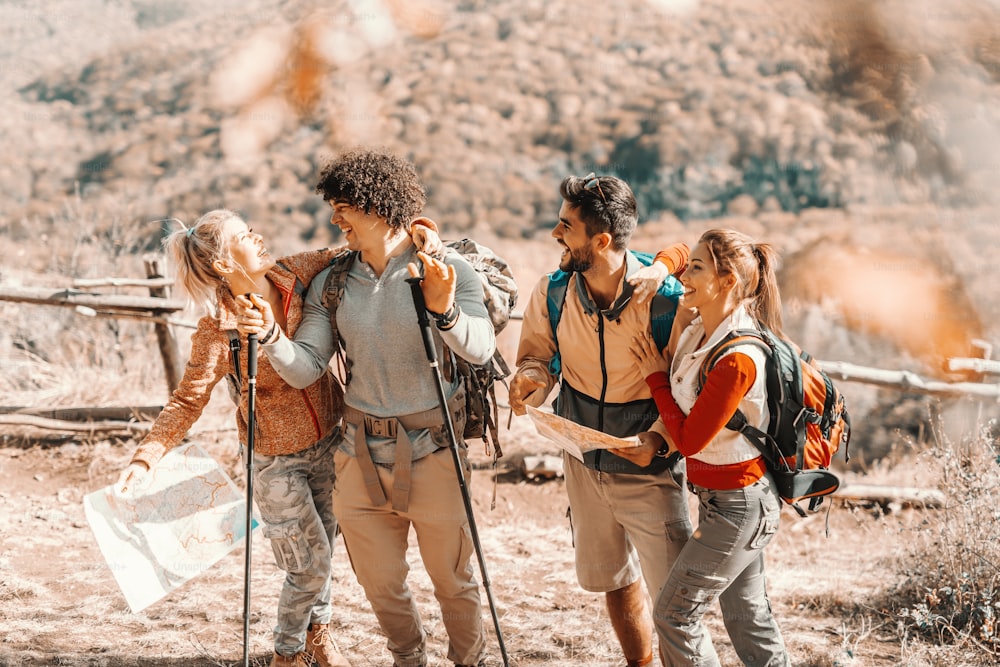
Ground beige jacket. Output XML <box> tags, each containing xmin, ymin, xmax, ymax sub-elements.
<box><xmin>514</xmin><ymin>247</ymin><xmax>688</xmax><ymax>473</ymax></box>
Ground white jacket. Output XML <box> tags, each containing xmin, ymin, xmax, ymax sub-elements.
<box><xmin>670</xmin><ymin>305</ymin><xmax>769</xmax><ymax>467</ymax></box>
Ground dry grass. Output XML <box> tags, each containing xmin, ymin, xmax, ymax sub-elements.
<box><xmin>878</xmin><ymin>409</ymin><xmax>1000</xmax><ymax>664</ymax></box>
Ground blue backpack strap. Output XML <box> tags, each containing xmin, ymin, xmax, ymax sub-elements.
<box><xmin>648</xmin><ymin>290</ymin><xmax>677</xmax><ymax>350</ymax></box>
<box><xmin>545</xmin><ymin>269</ymin><xmax>571</xmax><ymax>375</ymax></box>
<box><xmin>546</xmin><ymin>250</ymin><xmax>683</xmax><ymax>371</ymax></box>
<box><xmin>630</xmin><ymin>250</ymin><xmax>683</xmax><ymax>350</ymax></box>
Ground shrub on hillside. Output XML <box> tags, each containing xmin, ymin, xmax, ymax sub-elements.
<box><xmin>889</xmin><ymin>410</ymin><xmax>1000</xmax><ymax>664</ymax></box>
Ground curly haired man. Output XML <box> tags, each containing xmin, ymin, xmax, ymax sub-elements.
<box><xmin>238</xmin><ymin>148</ymin><xmax>493</xmax><ymax>667</ymax></box>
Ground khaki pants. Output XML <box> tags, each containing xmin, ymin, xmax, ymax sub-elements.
<box><xmin>333</xmin><ymin>447</ymin><xmax>485</xmax><ymax>667</ymax></box>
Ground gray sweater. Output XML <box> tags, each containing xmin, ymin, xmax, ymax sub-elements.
<box><xmin>265</xmin><ymin>245</ymin><xmax>496</xmax><ymax>464</ymax></box>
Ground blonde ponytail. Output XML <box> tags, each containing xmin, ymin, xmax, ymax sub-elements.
<box><xmin>163</xmin><ymin>209</ymin><xmax>242</xmax><ymax>315</ymax></box>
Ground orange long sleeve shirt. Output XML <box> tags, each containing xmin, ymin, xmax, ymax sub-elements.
<box><xmin>646</xmin><ymin>351</ymin><xmax>769</xmax><ymax>489</ymax></box>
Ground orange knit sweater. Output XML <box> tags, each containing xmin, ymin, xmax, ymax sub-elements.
<box><xmin>130</xmin><ymin>249</ymin><xmax>344</xmax><ymax>469</ymax></box>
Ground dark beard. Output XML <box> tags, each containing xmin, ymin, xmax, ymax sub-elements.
<box><xmin>560</xmin><ymin>245</ymin><xmax>593</xmax><ymax>273</ymax></box>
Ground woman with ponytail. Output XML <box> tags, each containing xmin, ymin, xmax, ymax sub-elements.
<box><xmin>616</xmin><ymin>228</ymin><xmax>790</xmax><ymax>666</ymax></box>
<box><xmin>114</xmin><ymin>209</ymin><xmax>440</xmax><ymax>667</ymax></box>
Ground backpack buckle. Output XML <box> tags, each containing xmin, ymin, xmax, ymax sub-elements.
<box><xmin>364</xmin><ymin>415</ymin><xmax>398</xmax><ymax>439</ymax></box>
<box><xmin>794</xmin><ymin>407</ymin><xmax>821</xmax><ymax>426</ymax></box>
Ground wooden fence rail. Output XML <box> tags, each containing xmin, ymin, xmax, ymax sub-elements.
<box><xmin>816</xmin><ymin>361</ymin><xmax>1000</xmax><ymax>400</ymax></box>
<box><xmin>0</xmin><ymin>253</ymin><xmax>187</xmax><ymax>397</ymax></box>
<box><xmin>0</xmin><ymin>284</ymin><xmax>186</xmax><ymax>313</ymax></box>
<box><xmin>1</xmin><ymin>280</ymin><xmax>997</xmax><ymax>444</ymax></box>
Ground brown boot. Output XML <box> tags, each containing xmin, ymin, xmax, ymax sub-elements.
<box><xmin>306</xmin><ymin>622</ymin><xmax>352</xmax><ymax>667</ymax></box>
<box><xmin>270</xmin><ymin>650</ymin><xmax>311</xmax><ymax>667</ymax></box>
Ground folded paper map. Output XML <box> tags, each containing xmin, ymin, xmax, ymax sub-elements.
<box><xmin>84</xmin><ymin>442</ymin><xmax>256</xmax><ymax>613</ymax></box>
<box><xmin>526</xmin><ymin>406</ymin><xmax>641</xmax><ymax>462</ymax></box>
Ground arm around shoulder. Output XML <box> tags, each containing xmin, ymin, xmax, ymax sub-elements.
<box><xmin>264</xmin><ymin>270</ymin><xmax>339</xmax><ymax>389</ymax></box>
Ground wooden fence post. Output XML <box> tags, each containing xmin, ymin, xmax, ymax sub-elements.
<box><xmin>144</xmin><ymin>254</ymin><xmax>184</xmax><ymax>395</ymax></box>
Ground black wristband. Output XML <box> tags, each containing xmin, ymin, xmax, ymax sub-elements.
<box><xmin>432</xmin><ymin>303</ymin><xmax>460</xmax><ymax>330</ymax></box>
<box><xmin>259</xmin><ymin>322</ymin><xmax>278</xmax><ymax>345</ymax></box>
<box><xmin>655</xmin><ymin>442</ymin><xmax>672</xmax><ymax>458</ymax></box>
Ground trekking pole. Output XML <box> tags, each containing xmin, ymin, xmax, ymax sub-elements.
<box><xmin>406</xmin><ymin>276</ymin><xmax>510</xmax><ymax>667</ymax></box>
<box><xmin>242</xmin><ymin>332</ymin><xmax>258</xmax><ymax>667</ymax></box>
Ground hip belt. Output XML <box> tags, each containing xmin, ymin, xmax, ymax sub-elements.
<box><xmin>342</xmin><ymin>387</ymin><xmax>465</xmax><ymax>512</ymax></box>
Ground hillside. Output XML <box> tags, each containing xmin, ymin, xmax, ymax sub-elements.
<box><xmin>4</xmin><ymin>0</ymin><xmax>1000</xmax><ymax>233</ymax></box>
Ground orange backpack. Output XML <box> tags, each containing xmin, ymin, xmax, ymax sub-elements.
<box><xmin>699</xmin><ymin>327</ymin><xmax>852</xmax><ymax>515</ymax></box>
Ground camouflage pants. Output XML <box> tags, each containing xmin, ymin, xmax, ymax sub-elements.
<box><xmin>250</xmin><ymin>432</ymin><xmax>338</xmax><ymax>656</ymax></box>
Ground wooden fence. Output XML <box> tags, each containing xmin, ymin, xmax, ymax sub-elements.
<box><xmin>1</xmin><ymin>272</ymin><xmax>997</xmax><ymax>440</ymax></box>
<box><xmin>0</xmin><ymin>255</ymin><xmax>191</xmax><ymax>437</ymax></box>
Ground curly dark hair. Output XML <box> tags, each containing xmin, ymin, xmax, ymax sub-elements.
<box><xmin>559</xmin><ymin>174</ymin><xmax>637</xmax><ymax>251</ymax></box>
<box><xmin>315</xmin><ymin>148</ymin><xmax>426</xmax><ymax>231</ymax></box>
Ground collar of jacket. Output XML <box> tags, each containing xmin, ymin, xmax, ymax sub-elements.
<box><xmin>688</xmin><ymin>304</ymin><xmax>760</xmax><ymax>356</ymax></box>
<box><xmin>572</xmin><ymin>250</ymin><xmax>643</xmax><ymax>322</ymax></box>
<box><xmin>212</xmin><ymin>261</ymin><xmax>296</xmax><ymax>334</ymax></box>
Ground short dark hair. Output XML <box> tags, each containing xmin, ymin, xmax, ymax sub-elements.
<box><xmin>315</xmin><ymin>148</ymin><xmax>426</xmax><ymax>231</ymax></box>
<box><xmin>559</xmin><ymin>174</ymin><xmax>637</xmax><ymax>250</ymax></box>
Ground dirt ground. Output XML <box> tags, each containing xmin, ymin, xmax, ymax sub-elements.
<box><xmin>0</xmin><ymin>406</ymin><xmax>922</xmax><ymax>667</ymax></box>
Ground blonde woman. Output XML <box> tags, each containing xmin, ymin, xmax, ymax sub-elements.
<box><xmin>115</xmin><ymin>209</ymin><xmax>439</xmax><ymax>667</ymax></box>
<box><xmin>620</xmin><ymin>228</ymin><xmax>790</xmax><ymax>666</ymax></box>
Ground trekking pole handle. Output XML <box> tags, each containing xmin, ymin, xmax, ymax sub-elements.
<box><xmin>246</xmin><ymin>333</ymin><xmax>258</xmax><ymax>379</ymax></box>
<box><xmin>405</xmin><ymin>276</ymin><xmax>440</xmax><ymax>367</ymax></box>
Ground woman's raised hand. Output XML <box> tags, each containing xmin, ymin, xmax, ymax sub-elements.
<box><xmin>234</xmin><ymin>293</ymin><xmax>275</xmax><ymax>337</ymax></box>
<box><xmin>627</xmin><ymin>261</ymin><xmax>669</xmax><ymax>304</ymax></box>
<box><xmin>411</xmin><ymin>217</ymin><xmax>444</xmax><ymax>255</ymax></box>
<box><xmin>630</xmin><ymin>333</ymin><xmax>670</xmax><ymax>379</ymax></box>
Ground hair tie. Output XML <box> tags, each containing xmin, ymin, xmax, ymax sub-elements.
<box><xmin>186</xmin><ymin>226</ymin><xmax>196</xmax><ymax>238</ymax></box>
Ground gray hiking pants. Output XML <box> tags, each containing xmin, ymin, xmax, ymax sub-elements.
<box><xmin>655</xmin><ymin>473</ymin><xmax>790</xmax><ymax>667</ymax></box>
<box><xmin>250</xmin><ymin>433</ymin><xmax>339</xmax><ymax>657</ymax></box>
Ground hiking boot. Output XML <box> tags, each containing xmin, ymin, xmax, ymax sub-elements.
<box><xmin>306</xmin><ymin>622</ymin><xmax>352</xmax><ymax>667</ymax></box>
<box><xmin>270</xmin><ymin>651</ymin><xmax>311</xmax><ymax>667</ymax></box>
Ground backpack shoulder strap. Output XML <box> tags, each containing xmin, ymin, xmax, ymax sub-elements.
<box><xmin>321</xmin><ymin>250</ymin><xmax>357</xmax><ymax>384</ymax></box>
<box><xmin>545</xmin><ymin>269</ymin><xmax>571</xmax><ymax>375</ymax></box>
<box><xmin>628</xmin><ymin>249</ymin><xmax>655</xmax><ymax>265</ymax></box>
<box><xmin>320</xmin><ymin>250</ymin><xmax>357</xmax><ymax>337</ymax></box>
<box><xmin>696</xmin><ymin>329</ymin><xmax>785</xmax><ymax>465</ymax></box>
<box><xmin>629</xmin><ymin>249</ymin><xmax>683</xmax><ymax>351</ymax></box>
<box><xmin>222</xmin><ymin>328</ymin><xmax>244</xmax><ymax>406</ymax></box>
<box><xmin>546</xmin><ymin>254</ymin><xmax>680</xmax><ymax>371</ymax></box>
<box><xmin>225</xmin><ymin>329</ymin><xmax>242</xmax><ymax>387</ymax></box>
<box><xmin>648</xmin><ymin>292</ymin><xmax>676</xmax><ymax>351</ymax></box>
<box><xmin>698</xmin><ymin>329</ymin><xmax>770</xmax><ymax>389</ymax></box>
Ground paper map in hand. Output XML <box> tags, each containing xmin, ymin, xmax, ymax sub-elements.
<box><xmin>84</xmin><ymin>442</ymin><xmax>255</xmax><ymax>613</ymax></box>
<box><xmin>526</xmin><ymin>406</ymin><xmax>641</xmax><ymax>461</ymax></box>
